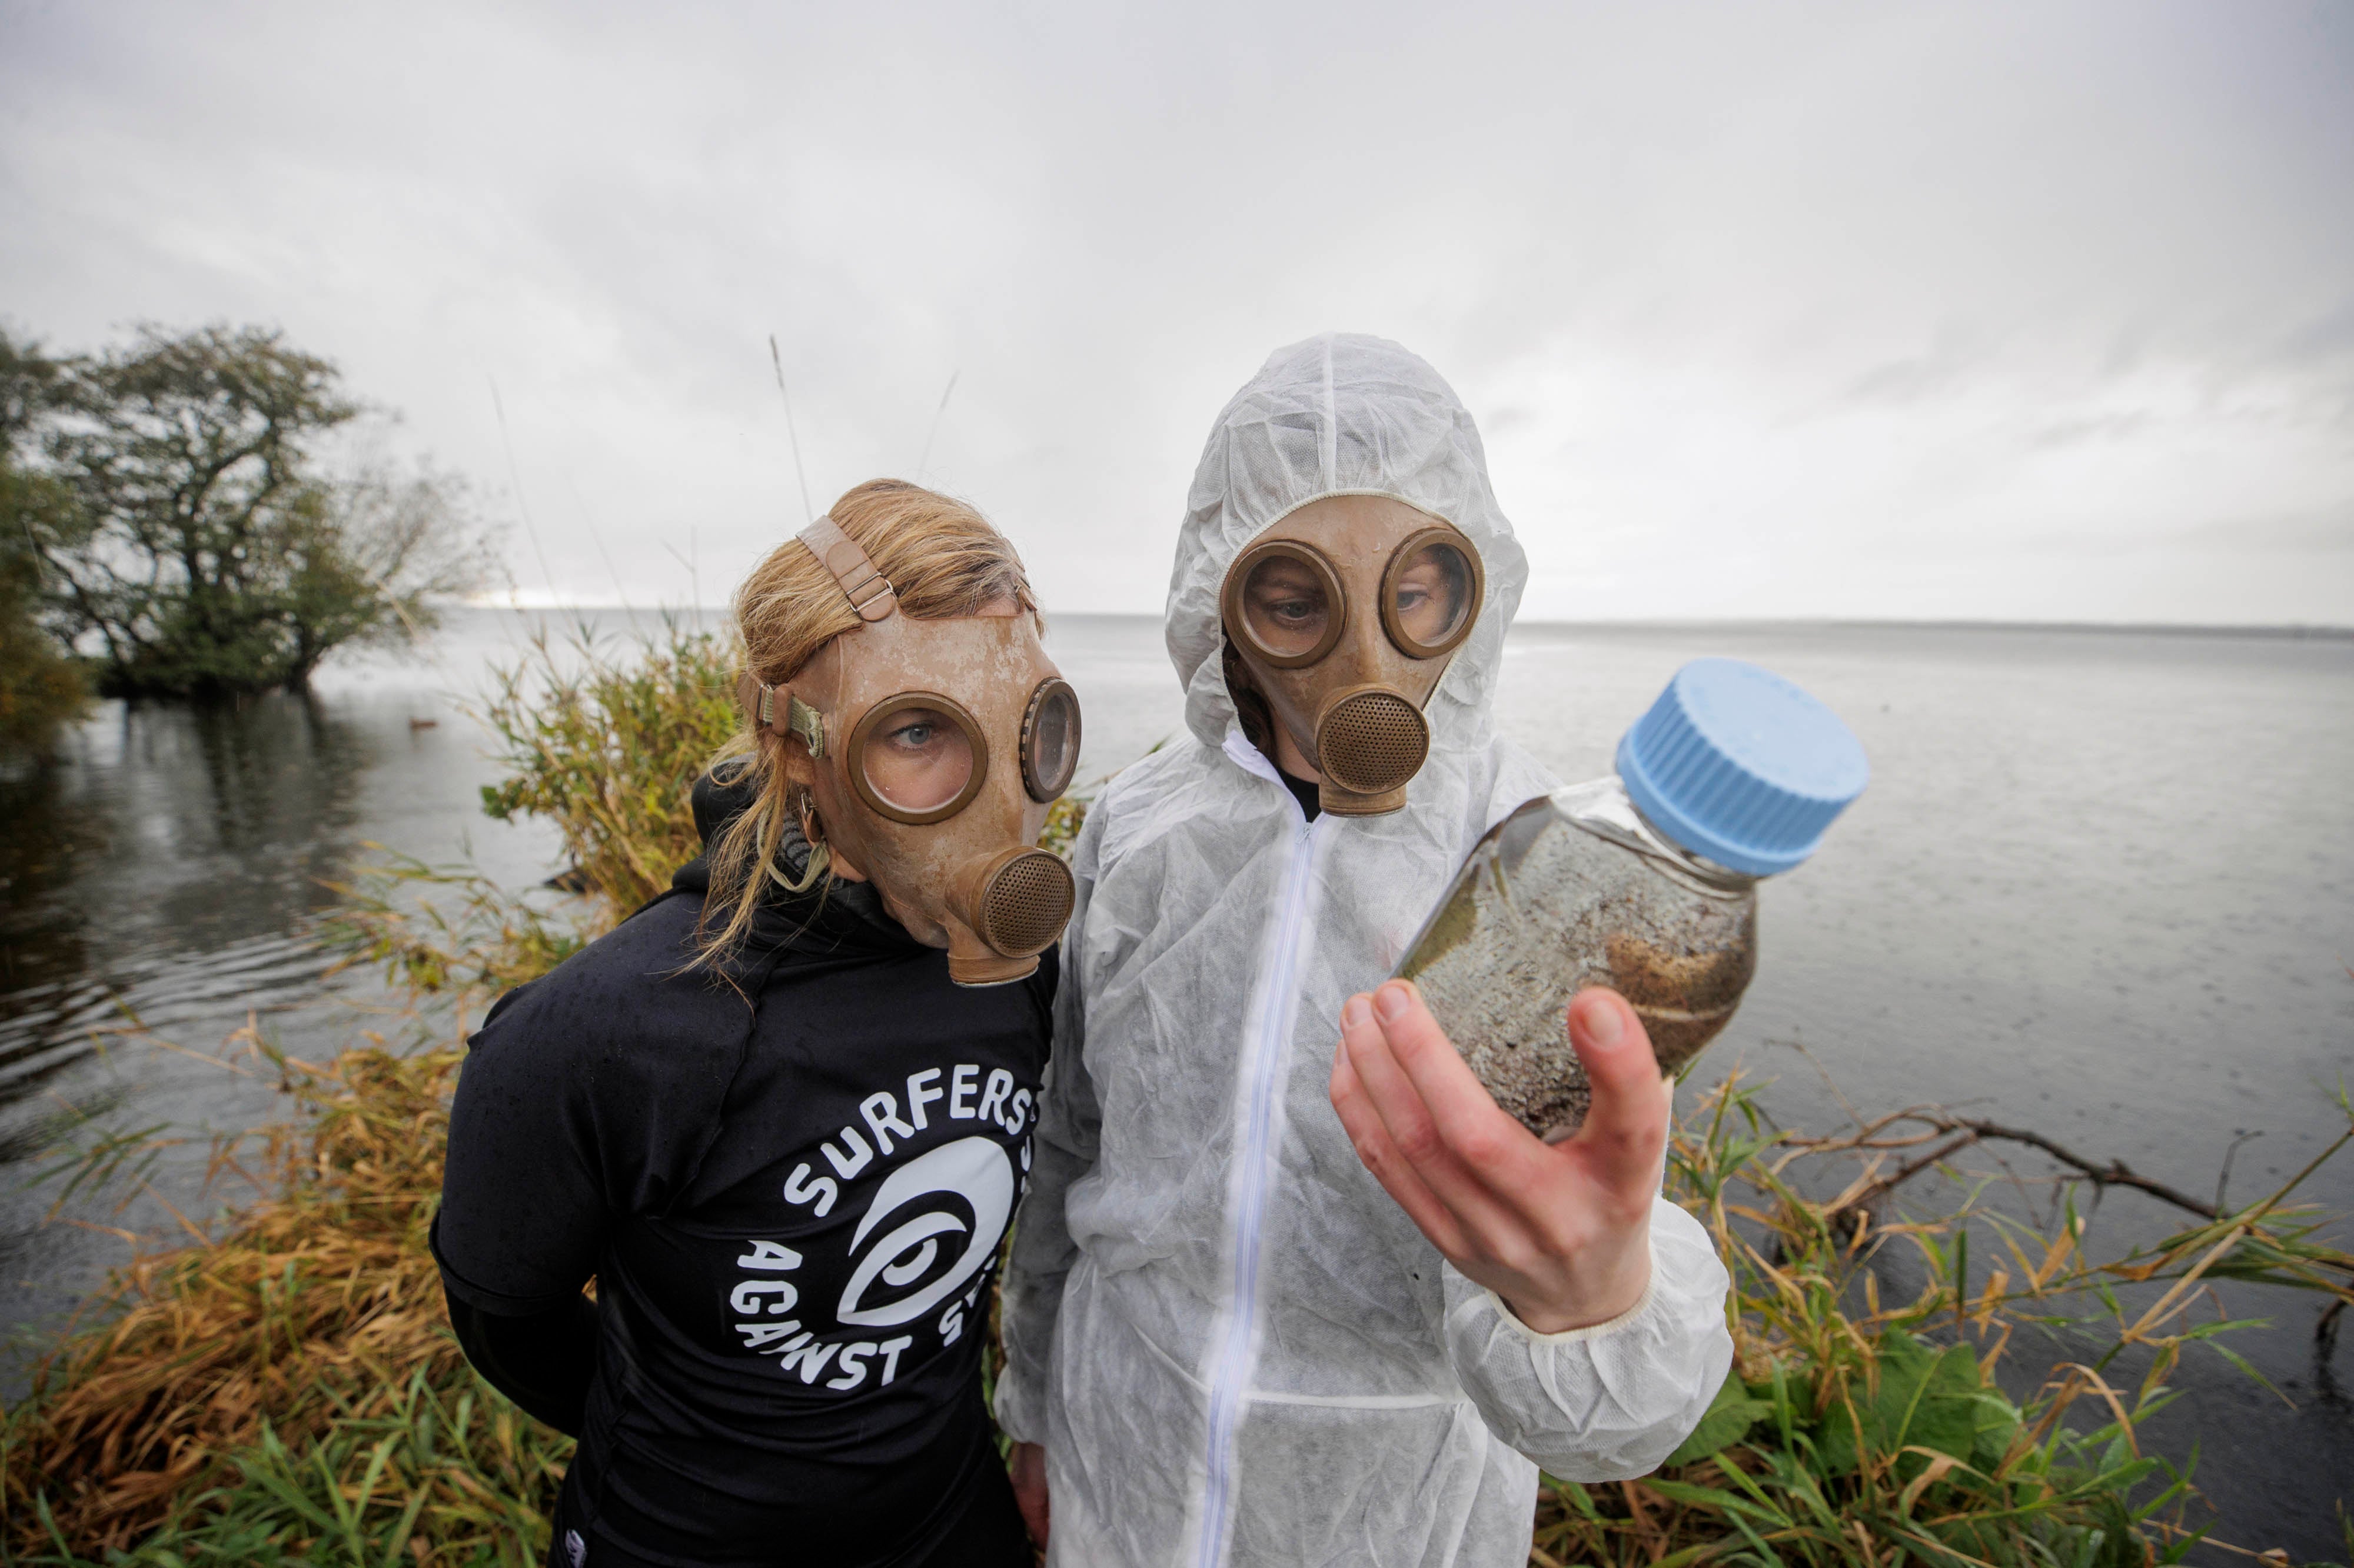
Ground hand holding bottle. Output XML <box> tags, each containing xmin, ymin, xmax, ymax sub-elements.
<box><xmin>1329</xmin><ymin>981</ymin><xmax>1667</xmax><ymax>1334</ymax></box>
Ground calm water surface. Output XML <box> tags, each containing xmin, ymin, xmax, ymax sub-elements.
<box><xmin>2</xmin><ymin>611</ymin><xmax>2348</xmax><ymax>1552</ymax></box>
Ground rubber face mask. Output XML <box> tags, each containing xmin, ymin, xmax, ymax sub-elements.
<box><xmin>746</xmin><ymin>517</ymin><xmax>1082</xmax><ymax>985</ymax></box>
<box><xmin>1221</xmin><ymin>494</ymin><xmax>1484</xmax><ymax>815</ymax></box>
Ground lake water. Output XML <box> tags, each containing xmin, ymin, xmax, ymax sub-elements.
<box><xmin>3</xmin><ymin>609</ymin><xmax>2349</xmax><ymax>1553</ymax></box>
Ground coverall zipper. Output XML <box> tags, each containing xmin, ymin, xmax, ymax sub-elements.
<box><xmin>1195</xmin><ymin>807</ymin><xmax>1325</xmax><ymax>1568</ymax></box>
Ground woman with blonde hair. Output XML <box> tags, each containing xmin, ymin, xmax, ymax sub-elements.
<box><xmin>435</xmin><ymin>479</ymin><xmax>1080</xmax><ymax>1567</ymax></box>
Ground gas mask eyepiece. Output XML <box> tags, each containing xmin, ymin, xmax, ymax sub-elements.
<box><xmin>745</xmin><ymin>517</ymin><xmax>1082</xmax><ymax>986</ymax></box>
<box><xmin>1020</xmin><ymin>678</ymin><xmax>1081</xmax><ymax>801</ymax></box>
<box><xmin>1221</xmin><ymin>500</ymin><xmax>1484</xmax><ymax>816</ymax></box>
<box><xmin>849</xmin><ymin>693</ymin><xmax>987</xmax><ymax>823</ymax></box>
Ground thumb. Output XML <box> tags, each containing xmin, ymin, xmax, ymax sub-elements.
<box><xmin>1567</xmin><ymin>988</ymin><xmax>1670</xmax><ymax>1170</ymax></box>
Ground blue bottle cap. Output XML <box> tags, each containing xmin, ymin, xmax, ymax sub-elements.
<box><xmin>1614</xmin><ymin>658</ymin><xmax>1868</xmax><ymax>877</ymax></box>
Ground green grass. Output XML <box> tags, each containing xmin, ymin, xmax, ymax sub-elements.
<box><xmin>1532</xmin><ymin>1069</ymin><xmax>2354</xmax><ymax>1564</ymax></box>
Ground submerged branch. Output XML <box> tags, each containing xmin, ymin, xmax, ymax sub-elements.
<box><xmin>1799</xmin><ymin>1106</ymin><xmax>2227</xmax><ymax>1221</ymax></box>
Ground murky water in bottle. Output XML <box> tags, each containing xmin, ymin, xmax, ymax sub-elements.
<box><xmin>1397</xmin><ymin>778</ymin><xmax>1758</xmax><ymax>1139</ymax></box>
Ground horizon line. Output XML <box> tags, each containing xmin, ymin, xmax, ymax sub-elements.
<box><xmin>454</xmin><ymin>600</ymin><xmax>2354</xmax><ymax>640</ymax></box>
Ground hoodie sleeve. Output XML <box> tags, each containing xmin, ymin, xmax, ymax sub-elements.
<box><xmin>993</xmin><ymin>805</ymin><xmax>1107</xmax><ymax>1446</ymax></box>
<box><xmin>1438</xmin><ymin>1194</ymin><xmax>1734</xmax><ymax>1479</ymax></box>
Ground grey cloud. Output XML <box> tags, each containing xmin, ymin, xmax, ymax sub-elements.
<box><xmin>2028</xmin><ymin>411</ymin><xmax>2158</xmax><ymax>450</ymax></box>
<box><xmin>2174</xmin><ymin>510</ymin><xmax>2354</xmax><ymax>554</ymax></box>
<box><xmin>1844</xmin><ymin>326</ymin><xmax>1989</xmax><ymax>408</ymax></box>
<box><xmin>1929</xmin><ymin>510</ymin><xmax>2354</xmax><ymax>560</ymax></box>
<box><xmin>2277</xmin><ymin>297</ymin><xmax>2354</xmax><ymax>367</ymax></box>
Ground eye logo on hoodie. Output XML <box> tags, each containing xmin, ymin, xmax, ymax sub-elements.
<box><xmin>728</xmin><ymin>1065</ymin><xmax>1034</xmax><ymax>1392</ymax></box>
<box><xmin>837</xmin><ymin>1136</ymin><xmax>1013</xmax><ymax>1328</ymax></box>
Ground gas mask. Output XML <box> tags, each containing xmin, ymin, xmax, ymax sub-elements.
<box><xmin>742</xmin><ymin>517</ymin><xmax>1082</xmax><ymax>985</ymax></box>
<box><xmin>1220</xmin><ymin>494</ymin><xmax>1485</xmax><ymax>816</ymax></box>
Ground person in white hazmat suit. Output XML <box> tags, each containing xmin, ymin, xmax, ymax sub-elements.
<box><xmin>995</xmin><ymin>332</ymin><xmax>1734</xmax><ymax>1568</ymax></box>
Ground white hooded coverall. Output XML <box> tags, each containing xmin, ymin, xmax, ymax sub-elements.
<box><xmin>996</xmin><ymin>334</ymin><xmax>1734</xmax><ymax>1568</ymax></box>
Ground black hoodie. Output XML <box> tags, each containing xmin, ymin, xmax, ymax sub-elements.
<box><xmin>433</xmin><ymin>773</ymin><xmax>1055</xmax><ymax>1566</ymax></box>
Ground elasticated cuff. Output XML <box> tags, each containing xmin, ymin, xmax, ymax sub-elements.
<box><xmin>1475</xmin><ymin>1252</ymin><xmax>1660</xmax><ymax>1347</ymax></box>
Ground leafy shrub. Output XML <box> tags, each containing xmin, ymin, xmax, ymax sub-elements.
<box><xmin>474</xmin><ymin>618</ymin><xmax>742</xmax><ymax>916</ymax></box>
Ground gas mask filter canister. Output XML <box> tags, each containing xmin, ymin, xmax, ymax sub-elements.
<box><xmin>1219</xmin><ymin>495</ymin><xmax>1484</xmax><ymax>815</ymax></box>
<box><xmin>742</xmin><ymin>516</ymin><xmax>1081</xmax><ymax>985</ymax></box>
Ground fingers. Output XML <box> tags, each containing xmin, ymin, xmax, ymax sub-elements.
<box><xmin>1566</xmin><ymin>988</ymin><xmax>1670</xmax><ymax>1184</ymax></box>
<box><xmin>1337</xmin><ymin>989</ymin><xmax>1536</xmax><ymax>1241</ymax></box>
<box><xmin>1365</xmin><ymin>981</ymin><xmax>1552</xmax><ymax>1193</ymax></box>
<box><xmin>1329</xmin><ymin>1041</ymin><xmax>1469</xmax><ymax>1256</ymax></box>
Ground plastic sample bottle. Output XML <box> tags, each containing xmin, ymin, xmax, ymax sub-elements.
<box><xmin>1395</xmin><ymin>658</ymin><xmax>1869</xmax><ymax>1140</ymax></box>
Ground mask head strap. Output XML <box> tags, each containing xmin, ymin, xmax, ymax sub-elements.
<box><xmin>799</xmin><ymin>514</ymin><xmax>897</xmax><ymax>623</ymax></box>
<box><xmin>731</xmin><ymin>512</ymin><xmax>894</xmax><ymax>755</ymax></box>
<box><xmin>735</xmin><ymin>671</ymin><xmax>827</xmax><ymax>758</ymax></box>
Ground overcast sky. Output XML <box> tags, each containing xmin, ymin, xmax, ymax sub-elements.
<box><xmin>4</xmin><ymin>1</ymin><xmax>2349</xmax><ymax>623</ymax></box>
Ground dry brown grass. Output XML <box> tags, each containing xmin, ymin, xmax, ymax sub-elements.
<box><xmin>0</xmin><ymin>1027</ymin><xmax>568</xmax><ymax>1561</ymax></box>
